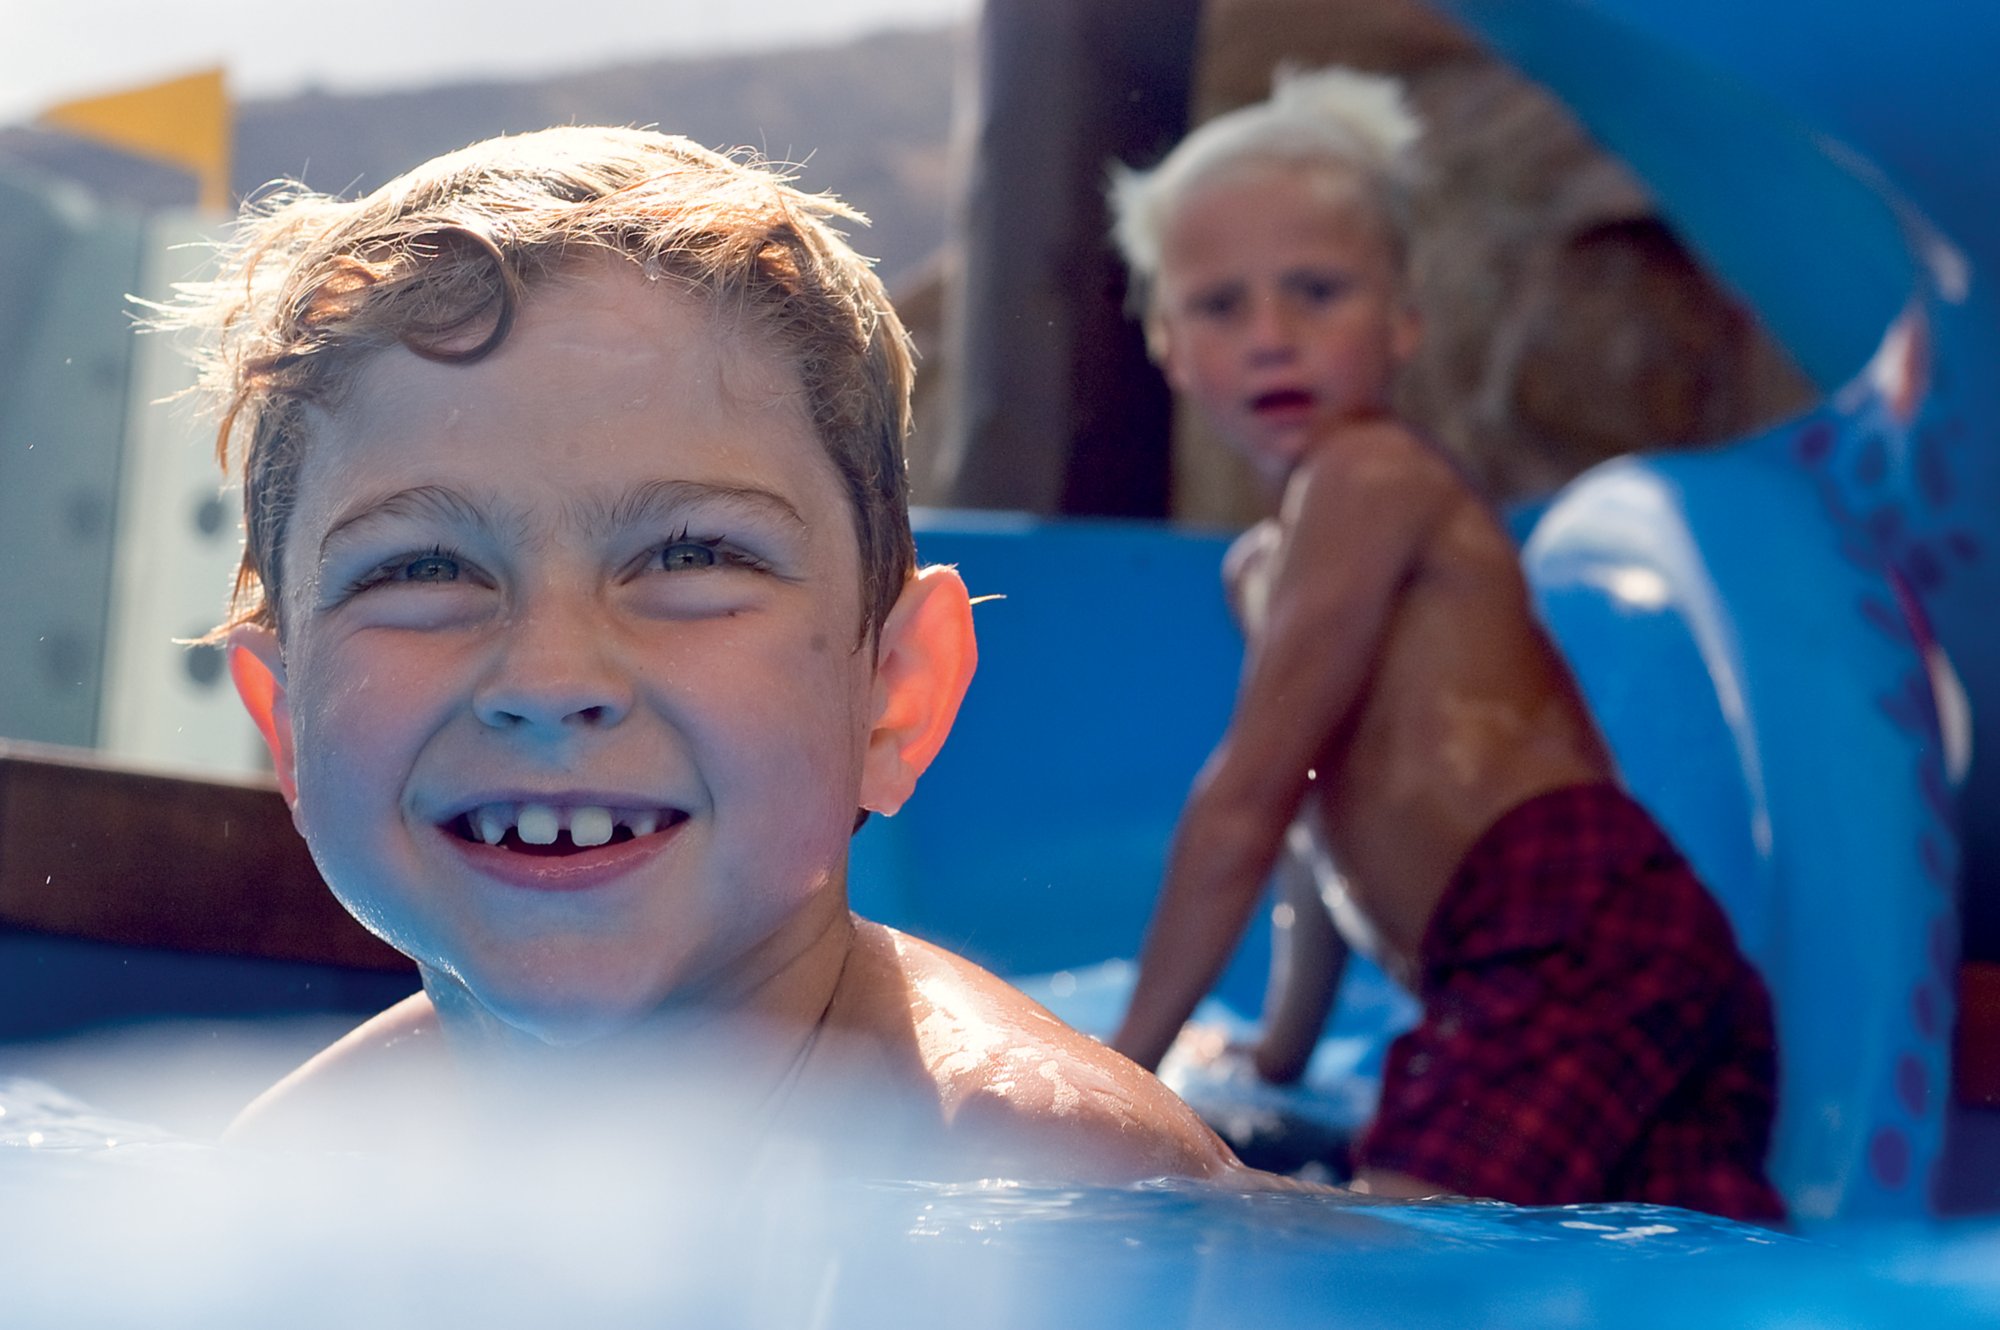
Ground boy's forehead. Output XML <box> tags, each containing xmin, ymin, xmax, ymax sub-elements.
<box><xmin>310</xmin><ymin>267</ymin><xmax>802</xmax><ymax>452</ymax></box>
<box><xmin>350</xmin><ymin>261</ymin><xmax>794</xmax><ymax>407</ymax></box>
<box><xmin>288</xmin><ymin>264</ymin><xmax>842</xmax><ymax>549</ymax></box>
<box><xmin>1176</xmin><ymin>161</ymin><xmax>1382</xmax><ymax>239</ymax></box>
<box><xmin>1157</xmin><ymin>161</ymin><xmax>1398</xmax><ymax>280</ymax></box>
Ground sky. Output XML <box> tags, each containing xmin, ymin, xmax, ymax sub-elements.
<box><xmin>0</xmin><ymin>0</ymin><xmax>975</xmax><ymax>125</ymax></box>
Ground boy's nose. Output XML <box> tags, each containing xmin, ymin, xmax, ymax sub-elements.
<box><xmin>473</xmin><ymin>607</ymin><xmax>634</xmax><ymax>733</ymax></box>
<box><xmin>1244</xmin><ymin>297</ymin><xmax>1299</xmax><ymax>361</ymax></box>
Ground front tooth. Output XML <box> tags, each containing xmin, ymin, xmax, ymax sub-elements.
<box><xmin>516</xmin><ymin>803</ymin><xmax>560</xmax><ymax>845</ymax></box>
<box><xmin>627</xmin><ymin>810</ymin><xmax>659</xmax><ymax>837</ymax></box>
<box><xmin>475</xmin><ymin>805</ymin><xmax>510</xmax><ymax>846</ymax></box>
<box><xmin>569</xmin><ymin>806</ymin><xmax>614</xmax><ymax>848</ymax></box>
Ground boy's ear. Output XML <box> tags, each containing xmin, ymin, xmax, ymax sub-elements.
<box><xmin>228</xmin><ymin>624</ymin><xmax>299</xmax><ymax>808</ymax></box>
<box><xmin>858</xmin><ymin>565</ymin><xmax>977</xmax><ymax>817</ymax></box>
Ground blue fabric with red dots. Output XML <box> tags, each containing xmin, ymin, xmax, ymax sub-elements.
<box><xmin>1523</xmin><ymin>363</ymin><xmax>1959</xmax><ymax>1220</ymax></box>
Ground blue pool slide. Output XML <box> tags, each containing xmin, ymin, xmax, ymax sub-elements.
<box><xmin>862</xmin><ymin>2</ymin><xmax>1999</xmax><ymax>1223</ymax></box>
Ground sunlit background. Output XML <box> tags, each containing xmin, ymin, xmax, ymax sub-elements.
<box><xmin>0</xmin><ymin>0</ymin><xmax>978</xmax><ymax>776</ymax></box>
<box><xmin>6</xmin><ymin>4</ymin><xmax>2000</xmax><ymax>1320</ymax></box>
<box><xmin>1</xmin><ymin>0</ymin><xmax>974</xmax><ymax>122</ymax></box>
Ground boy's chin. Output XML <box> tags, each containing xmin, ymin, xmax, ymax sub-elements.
<box><xmin>503</xmin><ymin>1008</ymin><xmax>635</xmax><ymax>1050</ymax></box>
<box><xmin>1236</xmin><ymin>438</ymin><xmax>1306</xmax><ymax>490</ymax></box>
<box><xmin>424</xmin><ymin>966</ymin><xmax>669</xmax><ymax>1052</ymax></box>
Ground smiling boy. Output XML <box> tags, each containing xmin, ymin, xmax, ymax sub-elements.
<box><xmin>1105</xmin><ymin>71</ymin><xmax>1785</xmax><ymax>1220</ymax></box>
<box><xmin>176</xmin><ymin>127</ymin><xmax>1239</xmax><ymax>1182</ymax></box>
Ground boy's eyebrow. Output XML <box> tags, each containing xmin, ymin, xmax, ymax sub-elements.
<box><xmin>318</xmin><ymin>485</ymin><xmax>510</xmax><ymax>564</ymax></box>
<box><xmin>590</xmin><ymin>479</ymin><xmax>808</xmax><ymax>536</ymax></box>
<box><xmin>317</xmin><ymin>479</ymin><xmax>810</xmax><ymax>564</ymax></box>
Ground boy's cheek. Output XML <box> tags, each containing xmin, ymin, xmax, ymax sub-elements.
<box><xmin>285</xmin><ymin>678</ymin><xmax>430</xmax><ymax>832</ymax></box>
<box><xmin>1151</xmin><ymin>321</ymin><xmax>1199</xmax><ymax>397</ymax></box>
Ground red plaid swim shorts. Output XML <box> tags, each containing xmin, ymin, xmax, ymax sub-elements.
<box><xmin>1351</xmin><ymin>783</ymin><xmax>1786</xmax><ymax>1223</ymax></box>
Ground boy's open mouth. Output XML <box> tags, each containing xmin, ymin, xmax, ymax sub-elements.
<box><xmin>442</xmin><ymin>803</ymin><xmax>690</xmax><ymax>857</ymax></box>
<box><xmin>1249</xmin><ymin>389</ymin><xmax>1315</xmax><ymax>414</ymax></box>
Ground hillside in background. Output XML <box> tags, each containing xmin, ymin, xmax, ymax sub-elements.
<box><xmin>0</xmin><ymin>23</ymin><xmax>961</xmax><ymax>290</ymax></box>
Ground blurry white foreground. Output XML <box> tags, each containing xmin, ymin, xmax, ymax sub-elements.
<box><xmin>4</xmin><ymin>1027</ymin><xmax>1994</xmax><ymax>1330</ymax></box>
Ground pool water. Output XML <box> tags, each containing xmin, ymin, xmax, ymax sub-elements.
<box><xmin>1018</xmin><ymin>957</ymin><xmax>1419</xmax><ymax>1176</ymax></box>
<box><xmin>6</xmin><ymin>1071</ymin><xmax>2000</xmax><ymax>1330</ymax></box>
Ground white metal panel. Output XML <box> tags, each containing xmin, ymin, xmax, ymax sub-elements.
<box><xmin>99</xmin><ymin>210</ymin><xmax>265</xmax><ymax>778</ymax></box>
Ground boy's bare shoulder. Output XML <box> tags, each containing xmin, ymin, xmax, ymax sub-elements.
<box><xmin>227</xmin><ymin>932</ymin><xmax>1253</xmax><ymax>1185</ymax></box>
<box><xmin>833</xmin><ymin>921</ymin><xmax>1246</xmax><ymax>1184</ymax></box>
<box><xmin>1249</xmin><ymin>421</ymin><xmax>1471</xmax><ymax>611</ymax></box>
<box><xmin>225</xmin><ymin>992</ymin><xmax>451</xmax><ymax>1148</ymax></box>
<box><xmin>1289</xmin><ymin>419</ymin><xmax>1464</xmax><ymax>520</ymax></box>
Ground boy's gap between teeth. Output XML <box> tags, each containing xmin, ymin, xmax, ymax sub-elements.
<box><xmin>480</xmin><ymin>826</ymin><xmax>640</xmax><ymax>854</ymax></box>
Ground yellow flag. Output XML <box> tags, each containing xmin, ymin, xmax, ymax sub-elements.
<box><xmin>38</xmin><ymin>68</ymin><xmax>231</xmax><ymax>212</ymax></box>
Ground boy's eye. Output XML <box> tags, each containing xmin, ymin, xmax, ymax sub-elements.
<box><xmin>1186</xmin><ymin>287</ymin><xmax>1243</xmax><ymax>320</ymax></box>
<box><xmin>401</xmin><ymin>552</ymin><xmax>463</xmax><ymax>582</ymax></box>
<box><xmin>341</xmin><ymin>546</ymin><xmax>481</xmax><ymax>598</ymax></box>
<box><xmin>1287</xmin><ymin>272</ymin><xmax>1352</xmax><ymax>305</ymax></box>
<box><xmin>656</xmin><ymin>540</ymin><xmax>719</xmax><ymax>571</ymax></box>
<box><xmin>633</xmin><ymin>534</ymin><xmax>770</xmax><ymax>578</ymax></box>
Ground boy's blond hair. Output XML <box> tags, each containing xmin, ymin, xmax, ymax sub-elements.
<box><xmin>170</xmin><ymin>126</ymin><xmax>916</xmax><ymax>639</ymax></box>
<box><xmin>1109</xmin><ymin>67</ymin><xmax>1423</xmax><ymax>312</ymax></box>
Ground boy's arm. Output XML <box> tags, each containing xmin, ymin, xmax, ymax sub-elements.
<box><xmin>1251</xmin><ymin>829</ymin><xmax>1350</xmax><ymax>1083</ymax></box>
<box><xmin>1112</xmin><ymin>426</ymin><xmax>1449</xmax><ymax>1071</ymax></box>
